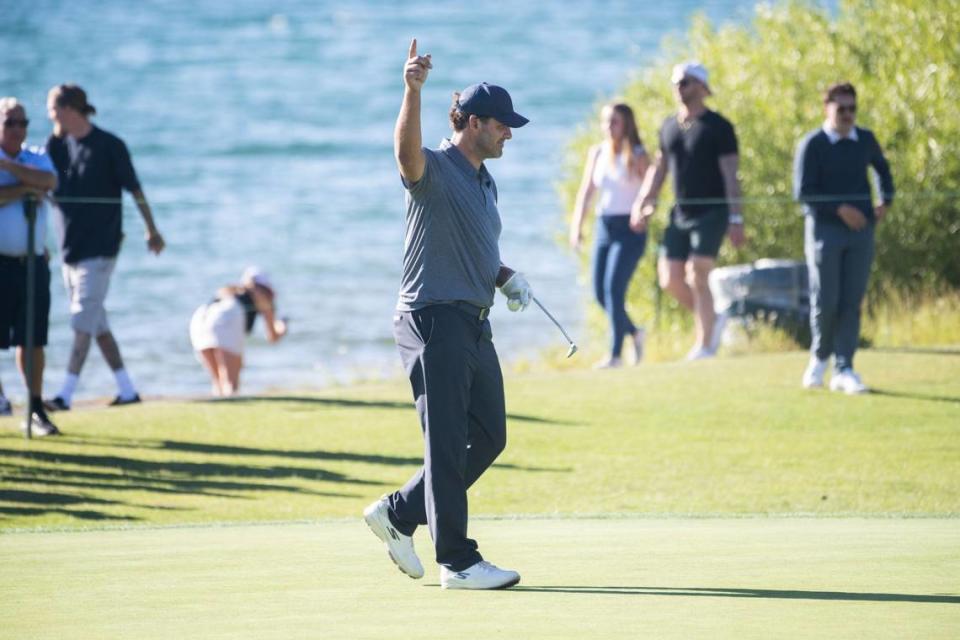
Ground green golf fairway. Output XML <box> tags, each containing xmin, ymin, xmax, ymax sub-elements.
<box><xmin>1</xmin><ymin>350</ymin><xmax>958</xmax><ymax>637</ymax></box>
<box><xmin>2</xmin><ymin>517</ymin><xmax>958</xmax><ymax>639</ymax></box>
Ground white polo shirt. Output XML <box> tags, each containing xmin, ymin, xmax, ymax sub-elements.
<box><xmin>0</xmin><ymin>144</ymin><xmax>55</xmax><ymax>257</ymax></box>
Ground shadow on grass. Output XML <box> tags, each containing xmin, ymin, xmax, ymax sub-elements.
<box><xmin>49</xmin><ymin>437</ymin><xmax>572</xmax><ymax>474</ymax></box>
<box><xmin>198</xmin><ymin>395</ymin><xmax>578</xmax><ymax>426</ymax></box>
<box><xmin>513</xmin><ymin>585</ymin><xmax>960</xmax><ymax>604</ymax></box>
<box><xmin>872</xmin><ymin>347</ymin><xmax>960</xmax><ymax>357</ymax></box>
<box><xmin>869</xmin><ymin>389</ymin><xmax>960</xmax><ymax>405</ymax></box>
<box><xmin>0</xmin><ymin>506</ymin><xmax>140</xmax><ymax>521</ymax></box>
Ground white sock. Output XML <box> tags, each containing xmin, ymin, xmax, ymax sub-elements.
<box><xmin>58</xmin><ymin>373</ymin><xmax>79</xmax><ymax>404</ymax></box>
<box><xmin>113</xmin><ymin>368</ymin><xmax>137</xmax><ymax>399</ymax></box>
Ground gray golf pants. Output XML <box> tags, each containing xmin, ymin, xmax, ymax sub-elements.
<box><xmin>805</xmin><ymin>216</ymin><xmax>875</xmax><ymax>371</ymax></box>
<box><xmin>387</xmin><ymin>303</ymin><xmax>507</xmax><ymax>571</ymax></box>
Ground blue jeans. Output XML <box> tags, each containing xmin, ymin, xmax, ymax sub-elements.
<box><xmin>592</xmin><ymin>215</ymin><xmax>647</xmax><ymax>359</ymax></box>
<box><xmin>805</xmin><ymin>216</ymin><xmax>875</xmax><ymax>371</ymax></box>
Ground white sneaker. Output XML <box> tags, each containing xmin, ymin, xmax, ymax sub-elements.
<box><xmin>441</xmin><ymin>560</ymin><xmax>521</xmax><ymax>590</ymax></box>
<box><xmin>632</xmin><ymin>328</ymin><xmax>646</xmax><ymax>365</ymax></box>
<box><xmin>685</xmin><ymin>345</ymin><xmax>714</xmax><ymax>361</ymax></box>
<box><xmin>20</xmin><ymin>412</ymin><xmax>61</xmax><ymax>437</ymax></box>
<box><xmin>829</xmin><ymin>369</ymin><xmax>869</xmax><ymax>395</ymax></box>
<box><xmin>593</xmin><ymin>357</ymin><xmax>622</xmax><ymax>370</ymax></box>
<box><xmin>802</xmin><ymin>357</ymin><xmax>829</xmax><ymax>388</ymax></box>
<box><xmin>363</xmin><ymin>498</ymin><xmax>424</xmax><ymax>579</ymax></box>
<box><xmin>708</xmin><ymin>311</ymin><xmax>729</xmax><ymax>353</ymax></box>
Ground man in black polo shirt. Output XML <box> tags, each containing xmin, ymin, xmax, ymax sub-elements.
<box><xmin>794</xmin><ymin>82</ymin><xmax>894</xmax><ymax>394</ymax></box>
<box><xmin>44</xmin><ymin>84</ymin><xmax>165</xmax><ymax>410</ymax></box>
<box><xmin>631</xmin><ymin>61</ymin><xmax>745</xmax><ymax>361</ymax></box>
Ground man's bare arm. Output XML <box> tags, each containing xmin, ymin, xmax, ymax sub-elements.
<box><xmin>395</xmin><ymin>38</ymin><xmax>431</xmax><ymax>184</ymax></box>
<box><xmin>131</xmin><ymin>189</ymin><xmax>165</xmax><ymax>254</ymax></box>
<box><xmin>718</xmin><ymin>153</ymin><xmax>745</xmax><ymax>248</ymax></box>
<box><xmin>0</xmin><ymin>158</ymin><xmax>56</xmax><ymax>191</ymax></box>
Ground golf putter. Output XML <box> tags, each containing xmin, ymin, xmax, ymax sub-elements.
<box><xmin>531</xmin><ymin>295</ymin><xmax>578</xmax><ymax>358</ymax></box>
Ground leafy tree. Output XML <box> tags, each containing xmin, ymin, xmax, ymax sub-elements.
<box><xmin>561</xmin><ymin>0</ymin><xmax>960</xmax><ymax>327</ymax></box>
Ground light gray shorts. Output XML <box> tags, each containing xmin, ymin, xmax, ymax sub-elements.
<box><xmin>62</xmin><ymin>256</ymin><xmax>116</xmax><ymax>336</ymax></box>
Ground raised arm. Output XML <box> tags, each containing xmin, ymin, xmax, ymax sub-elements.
<box><xmin>395</xmin><ymin>38</ymin><xmax>432</xmax><ymax>184</ymax></box>
<box><xmin>569</xmin><ymin>145</ymin><xmax>600</xmax><ymax>250</ymax></box>
<box><xmin>718</xmin><ymin>153</ymin><xmax>745</xmax><ymax>247</ymax></box>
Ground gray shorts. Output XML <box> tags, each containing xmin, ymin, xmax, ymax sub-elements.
<box><xmin>62</xmin><ymin>257</ymin><xmax>116</xmax><ymax>336</ymax></box>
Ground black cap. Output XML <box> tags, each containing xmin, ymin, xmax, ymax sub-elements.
<box><xmin>457</xmin><ymin>82</ymin><xmax>529</xmax><ymax>128</ymax></box>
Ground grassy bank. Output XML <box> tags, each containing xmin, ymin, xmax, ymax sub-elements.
<box><xmin>2</xmin><ymin>349</ymin><xmax>958</xmax><ymax>529</ymax></box>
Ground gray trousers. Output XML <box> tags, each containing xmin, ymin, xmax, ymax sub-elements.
<box><xmin>387</xmin><ymin>304</ymin><xmax>507</xmax><ymax>571</ymax></box>
<box><xmin>805</xmin><ymin>216</ymin><xmax>875</xmax><ymax>371</ymax></box>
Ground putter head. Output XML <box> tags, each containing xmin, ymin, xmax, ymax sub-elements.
<box><xmin>566</xmin><ymin>343</ymin><xmax>578</xmax><ymax>358</ymax></box>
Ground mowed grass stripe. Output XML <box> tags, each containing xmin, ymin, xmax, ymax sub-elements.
<box><xmin>1</xmin><ymin>350</ymin><xmax>958</xmax><ymax>529</ymax></box>
<box><xmin>1</xmin><ymin>518</ymin><xmax>958</xmax><ymax>639</ymax></box>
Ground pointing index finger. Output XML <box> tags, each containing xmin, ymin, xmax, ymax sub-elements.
<box><xmin>409</xmin><ymin>38</ymin><xmax>417</xmax><ymax>59</ymax></box>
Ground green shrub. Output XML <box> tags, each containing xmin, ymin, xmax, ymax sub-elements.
<box><xmin>560</xmin><ymin>0</ymin><xmax>960</xmax><ymax>336</ymax></box>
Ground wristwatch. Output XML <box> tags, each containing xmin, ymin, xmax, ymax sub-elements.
<box><xmin>729</xmin><ymin>214</ymin><xmax>744</xmax><ymax>225</ymax></box>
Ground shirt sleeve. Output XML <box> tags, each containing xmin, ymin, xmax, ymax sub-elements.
<box><xmin>716</xmin><ymin>118</ymin><xmax>739</xmax><ymax>156</ymax></box>
<box><xmin>112</xmin><ymin>137</ymin><xmax>142</xmax><ymax>193</ymax></box>
<box><xmin>400</xmin><ymin>147</ymin><xmax>437</xmax><ymax>197</ymax></box>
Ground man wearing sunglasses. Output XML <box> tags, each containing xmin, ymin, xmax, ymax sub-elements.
<box><xmin>631</xmin><ymin>61</ymin><xmax>745</xmax><ymax>361</ymax></box>
<box><xmin>794</xmin><ymin>82</ymin><xmax>894</xmax><ymax>394</ymax></box>
<box><xmin>0</xmin><ymin>97</ymin><xmax>60</xmax><ymax>435</ymax></box>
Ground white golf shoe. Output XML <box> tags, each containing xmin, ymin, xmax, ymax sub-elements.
<box><xmin>830</xmin><ymin>369</ymin><xmax>869</xmax><ymax>395</ymax></box>
<box><xmin>802</xmin><ymin>357</ymin><xmax>829</xmax><ymax>388</ymax></box>
<box><xmin>441</xmin><ymin>560</ymin><xmax>521</xmax><ymax>590</ymax></box>
<box><xmin>363</xmin><ymin>498</ymin><xmax>424</xmax><ymax>579</ymax></box>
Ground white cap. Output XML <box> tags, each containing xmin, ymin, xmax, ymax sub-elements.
<box><xmin>671</xmin><ymin>61</ymin><xmax>711</xmax><ymax>93</ymax></box>
<box><xmin>241</xmin><ymin>265</ymin><xmax>274</xmax><ymax>292</ymax></box>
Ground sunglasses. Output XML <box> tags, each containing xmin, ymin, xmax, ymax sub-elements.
<box><xmin>3</xmin><ymin>118</ymin><xmax>29</xmax><ymax>128</ymax></box>
<box><xmin>676</xmin><ymin>78</ymin><xmax>693</xmax><ymax>88</ymax></box>
<box><xmin>835</xmin><ymin>104</ymin><xmax>857</xmax><ymax>115</ymax></box>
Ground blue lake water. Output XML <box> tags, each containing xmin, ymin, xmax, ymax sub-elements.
<box><xmin>1</xmin><ymin>0</ymin><xmax>752</xmax><ymax>399</ymax></box>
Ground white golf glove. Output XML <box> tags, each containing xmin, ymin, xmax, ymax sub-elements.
<box><xmin>500</xmin><ymin>272</ymin><xmax>532</xmax><ymax>312</ymax></box>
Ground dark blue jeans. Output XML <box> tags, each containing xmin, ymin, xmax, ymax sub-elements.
<box><xmin>592</xmin><ymin>215</ymin><xmax>647</xmax><ymax>359</ymax></box>
<box><xmin>805</xmin><ymin>216</ymin><xmax>875</xmax><ymax>371</ymax></box>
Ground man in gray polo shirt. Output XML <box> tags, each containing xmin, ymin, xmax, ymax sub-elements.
<box><xmin>363</xmin><ymin>39</ymin><xmax>532</xmax><ymax>591</ymax></box>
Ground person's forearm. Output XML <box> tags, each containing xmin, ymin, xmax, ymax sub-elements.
<box><xmin>394</xmin><ymin>88</ymin><xmax>422</xmax><ymax>175</ymax></box>
<box><xmin>638</xmin><ymin>162</ymin><xmax>666</xmax><ymax>205</ymax></box>
<box><xmin>0</xmin><ymin>162</ymin><xmax>55</xmax><ymax>190</ymax></box>
<box><xmin>0</xmin><ymin>184</ymin><xmax>28</xmax><ymax>206</ymax></box>
<box><xmin>571</xmin><ymin>184</ymin><xmax>595</xmax><ymax>230</ymax></box>
<box><xmin>132</xmin><ymin>189</ymin><xmax>159</xmax><ymax>232</ymax></box>
<box><xmin>724</xmin><ymin>175</ymin><xmax>742</xmax><ymax>217</ymax></box>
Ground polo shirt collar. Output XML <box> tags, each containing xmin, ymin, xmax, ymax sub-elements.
<box><xmin>440</xmin><ymin>138</ymin><xmax>489</xmax><ymax>180</ymax></box>
<box><xmin>822</xmin><ymin>123</ymin><xmax>859</xmax><ymax>144</ymax></box>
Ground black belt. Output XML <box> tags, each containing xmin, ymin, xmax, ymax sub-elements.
<box><xmin>448</xmin><ymin>301</ymin><xmax>490</xmax><ymax>321</ymax></box>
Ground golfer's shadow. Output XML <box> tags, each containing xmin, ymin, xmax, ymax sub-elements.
<box><xmin>513</xmin><ymin>585</ymin><xmax>960</xmax><ymax>604</ymax></box>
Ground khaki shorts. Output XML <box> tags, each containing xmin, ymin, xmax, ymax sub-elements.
<box><xmin>62</xmin><ymin>257</ymin><xmax>116</xmax><ymax>336</ymax></box>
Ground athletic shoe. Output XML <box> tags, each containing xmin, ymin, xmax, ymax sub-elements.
<box><xmin>802</xmin><ymin>357</ymin><xmax>829</xmax><ymax>389</ymax></box>
<box><xmin>109</xmin><ymin>393</ymin><xmax>142</xmax><ymax>407</ymax></box>
<box><xmin>363</xmin><ymin>498</ymin><xmax>424</xmax><ymax>579</ymax></box>
<box><xmin>593</xmin><ymin>357</ymin><xmax>622</xmax><ymax>370</ymax></box>
<box><xmin>708</xmin><ymin>311</ymin><xmax>729</xmax><ymax>353</ymax></box>
<box><xmin>21</xmin><ymin>411</ymin><xmax>61</xmax><ymax>437</ymax></box>
<box><xmin>441</xmin><ymin>560</ymin><xmax>521</xmax><ymax>590</ymax></box>
<box><xmin>685</xmin><ymin>345</ymin><xmax>714</xmax><ymax>361</ymax></box>
<box><xmin>830</xmin><ymin>369</ymin><xmax>869</xmax><ymax>395</ymax></box>
<box><xmin>632</xmin><ymin>328</ymin><xmax>646</xmax><ymax>365</ymax></box>
<box><xmin>0</xmin><ymin>396</ymin><xmax>12</xmax><ymax>416</ymax></box>
<box><xmin>43</xmin><ymin>396</ymin><xmax>71</xmax><ymax>412</ymax></box>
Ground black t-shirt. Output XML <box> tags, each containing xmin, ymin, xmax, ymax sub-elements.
<box><xmin>659</xmin><ymin>109</ymin><xmax>738</xmax><ymax>217</ymax></box>
<box><xmin>46</xmin><ymin>126</ymin><xmax>141</xmax><ymax>264</ymax></box>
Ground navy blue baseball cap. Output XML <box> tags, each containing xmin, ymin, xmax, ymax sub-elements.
<box><xmin>456</xmin><ymin>82</ymin><xmax>529</xmax><ymax>128</ymax></box>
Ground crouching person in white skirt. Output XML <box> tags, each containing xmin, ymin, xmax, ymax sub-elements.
<box><xmin>189</xmin><ymin>266</ymin><xmax>287</xmax><ymax>396</ymax></box>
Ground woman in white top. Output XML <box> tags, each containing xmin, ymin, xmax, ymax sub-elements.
<box><xmin>570</xmin><ymin>102</ymin><xmax>651</xmax><ymax>368</ymax></box>
<box><xmin>189</xmin><ymin>266</ymin><xmax>287</xmax><ymax>396</ymax></box>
